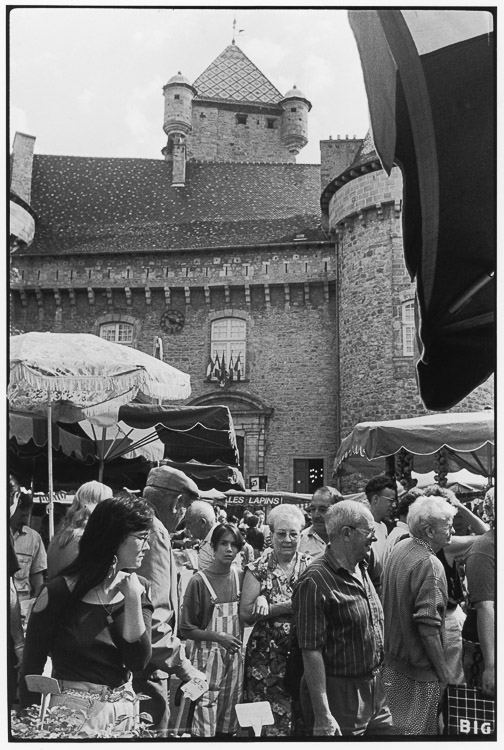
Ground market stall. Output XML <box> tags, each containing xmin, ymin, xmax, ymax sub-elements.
<box><xmin>333</xmin><ymin>411</ymin><xmax>494</xmax><ymax>487</ymax></box>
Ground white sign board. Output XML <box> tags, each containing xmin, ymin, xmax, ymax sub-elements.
<box><xmin>235</xmin><ymin>701</ymin><xmax>274</xmax><ymax>737</ymax></box>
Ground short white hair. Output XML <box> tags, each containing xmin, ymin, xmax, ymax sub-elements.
<box><xmin>325</xmin><ymin>500</ymin><xmax>374</xmax><ymax>538</ymax></box>
<box><xmin>407</xmin><ymin>496</ymin><xmax>457</xmax><ymax>538</ymax></box>
<box><xmin>185</xmin><ymin>499</ymin><xmax>216</xmax><ymax>524</ymax></box>
<box><xmin>267</xmin><ymin>504</ymin><xmax>305</xmax><ymax>531</ymax></box>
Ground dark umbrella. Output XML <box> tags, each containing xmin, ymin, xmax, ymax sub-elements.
<box><xmin>349</xmin><ymin>10</ymin><xmax>495</xmax><ymax>409</ymax></box>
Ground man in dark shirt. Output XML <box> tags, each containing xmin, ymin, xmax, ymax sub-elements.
<box><xmin>292</xmin><ymin>500</ymin><xmax>394</xmax><ymax>736</ymax></box>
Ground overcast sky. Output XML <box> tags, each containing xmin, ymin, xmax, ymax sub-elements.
<box><xmin>9</xmin><ymin>6</ymin><xmax>372</xmax><ymax>165</ymax></box>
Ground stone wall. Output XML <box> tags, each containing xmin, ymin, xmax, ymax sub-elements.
<box><xmin>11</xmin><ymin>242</ymin><xmax>338</xmax><ymax>491</ymax></box>
<box><xmin>330</xmin><ymin>166</ymin><xmax>494</xmax><ymax>466</ymax></box>
<box><xmin>320</xmin><ymin>137</ymin><xmax>362</xmax><ymax>191</ymax></box>
<box><xmin>188</xmin><ymin>104</ymin><xmax>294</xmax><ymax>163</ymax></box>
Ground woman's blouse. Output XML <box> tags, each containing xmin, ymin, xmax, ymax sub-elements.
<box><xmin>19</xmin><ymin>575</ymin><xmax>153</xmax><ymax>709</ymax></box>
<box><xmin>246</xmin><ymin>548</ymin><xmax>312</xmax><ymax>606</ymax></box>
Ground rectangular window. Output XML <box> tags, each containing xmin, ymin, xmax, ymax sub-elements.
<box><xmin>236</xmin><ymin>114</ymin><xmax>247</xmax><ymax>125</ymax></box>
<box><xmin>100</xmin><ymin>322</ymin><xmax>133</xmax><ymax>344</ymax></box>
<box><xmin>210</xmin><ymin>318</ymin><xmax>246</xmax><ymax>379</ymax></box>
<box><xmin>402</xmin><ymin>301</ymin><xmax>415</xmax><ymax>356</ymax></box>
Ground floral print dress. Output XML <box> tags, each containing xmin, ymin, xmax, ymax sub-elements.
<box><xmin>243</xmin><ymin>548</ymin><xmax>311</xmax><ymax>737</ymax></box>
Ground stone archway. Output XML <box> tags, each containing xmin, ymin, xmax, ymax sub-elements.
<box><xmin>187</xmin><ymin>391</ymin><xmax>273</xmax><ymax>489</ymax></box>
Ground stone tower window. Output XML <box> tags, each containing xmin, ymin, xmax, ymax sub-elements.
<box><xmin>402</xmin><ymin>300</ymin><xmax>415</xmax><ymax>356</ymax></box>
<box><xmin>236</xmin><ymin>114</ymin><xmax>248</xmax><ymax>125</ymax></box>
<box><xmin>100</xmin><ymin>322</ymin><xmax>134</xmax><ymax>345</ymax></box>
<box><xmin>174</xmin><ymin>94</ymin><xmax>180</xmax><ymax>100</ymax></box>
<box><xmin>290</xmin><ymin>107</ymin><xmax>297</xmax><ymax>112</ymax></box>
<box><xmin>266</xmin><ymin>118</ymin><xmax>277</xmax><ymax>129</ymax></box>
<box><xmin>209</xmin><ymin>317</ymin><xmax>246</xmax><ymax>380</ymax></box>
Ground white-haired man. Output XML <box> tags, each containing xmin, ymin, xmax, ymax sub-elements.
<box><xmin>382</xmin><ymin>495</ymin><xmax>457</xmax><ymax>735</ymax></box>
<box><xmin>133</xmin><ymin>465</ymin><xmax>202</xmax><ymax>735</ymax></box>
<box><xmin>293</xmin><ymin>500</ymin><xmax>394</xmax><ymax>736</ymax></box>
<box><xmin>184</xmin><ymin>499</ymin><xmax>220</xmax><ymax>570</ymax></box>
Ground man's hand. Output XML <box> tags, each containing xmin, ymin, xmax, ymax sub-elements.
<box><xmin>313</xmin><ymin>712</ymin><xmax>341</xmax><ymax>736</ymax></box>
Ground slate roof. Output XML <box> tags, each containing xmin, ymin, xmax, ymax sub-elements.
<box><xmin>349</xmin><ymin>130</ymin><xmax>380</xmax><ymax>169</ymax></box>
<box><xmin>25</xmin><ymin>155</ymin><xmax>324</xmax><ymax>255</ymax></box>
<box><xmin>193</xmin><ymin>43</ymin><xmax>282</xmax><ymax>105</ymax></box>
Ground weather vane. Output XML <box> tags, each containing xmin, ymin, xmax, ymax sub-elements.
<box><xmin>232</xmin><ymin>17</ymin><xmax>244</xmax><ymax>44</ymax></box>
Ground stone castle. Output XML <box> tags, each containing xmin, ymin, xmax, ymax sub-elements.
<box><xmin>9</xmin><ymin>41</ymin><xmax>493</xmax><ymax>492</ymax></box>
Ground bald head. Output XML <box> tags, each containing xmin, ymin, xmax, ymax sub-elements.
<box><xmin>185</xmin><ymin>500</ymin><xmax>217</xmax><ymax>541</ymax></box>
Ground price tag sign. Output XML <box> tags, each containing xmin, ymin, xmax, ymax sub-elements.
<box><xmin>235</xmin><ymin>701</ymin><xmax>274</xmax><ymax>737</ymax></box>
<box><xmin>180</xmin><ymin>676</ymin><xmax>208</xmax><ymax>702</ymax></box>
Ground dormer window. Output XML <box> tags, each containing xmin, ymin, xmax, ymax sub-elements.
<box><xmin>236</xmin><ymin>114</ymin><xmax>248</xmax><ymax>125</ymax></box>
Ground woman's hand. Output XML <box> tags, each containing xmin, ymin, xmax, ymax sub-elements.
<box><xmin>216</xmin><ymin>632</ymin><xmax>242</xmax><ymax>654</ymax></box>
<box><xmin>115</xmin><ymin>572</ymin><xmax>145</xmax><ymax>601</ymax></box>
<box><xmin>253</xmin><ymin>594</ymin><xmax>270</xmax><ymax>618</ymax></box>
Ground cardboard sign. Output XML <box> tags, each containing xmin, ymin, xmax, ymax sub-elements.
<box><xmin>180</xmin><ymin>676</ymin><xmax>209</xmax><ymax>702</ymax></box>
<box><xmin>235</xmin><ymin>702</ymin><xmax>274</xmax><ymax>737</ymax></box>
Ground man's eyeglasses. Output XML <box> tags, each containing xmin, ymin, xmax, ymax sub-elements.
<box><xmin>131</xmin><ymin>533</ymin><xmax>150</xmax><ymax>549</ymax></box>
<box><xmin>347</xmin><ymin>526</ymin><xmax>377</xmax><ymax>542</ymax></box>
<box><xmin>307</xmin><ymin>505</ymin><xmax>330</xmax><ymax>514</ymax></box>
<box><xmin>274</xmin><ymin>531</ymin><xmax>300</xmax><ymax>541</ymax></box>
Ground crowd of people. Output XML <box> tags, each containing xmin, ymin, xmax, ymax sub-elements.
<box><xmin>8</xmin><ymin>466</ymin><xmax>495</xmax><ymax>738</ymax></box>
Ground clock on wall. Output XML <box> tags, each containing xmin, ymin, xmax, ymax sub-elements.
<box><xmin>160</xmin><ymin>308</ymin><xmax>185</xmax><ymax>334</ymax></box>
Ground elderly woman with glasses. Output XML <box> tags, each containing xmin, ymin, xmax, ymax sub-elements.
<box><xmin>240</xmin><ymin>504</ymin><xmax>311</xmax><ymax>736</ymax></box>
<box><xmin>18</xmin><ymin>494</ymin><xmax>154</xmax><ymax>737</ymax></box>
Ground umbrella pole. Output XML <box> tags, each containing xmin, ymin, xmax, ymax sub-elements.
<box><xmin>47</xmin><ymin>401</ymin><xmax>54</xmax><ymax>540</ymax></box>
<box><xmin>98</xmin><ymin>427</ymin><xmax>107</xmax><ymax>483</ymax></box>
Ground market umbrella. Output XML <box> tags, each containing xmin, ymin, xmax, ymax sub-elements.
<box><xmin>9</xmin><ymin>403</ymin><xmax>240</xmax><ymax>481</ymax></box>
<box><xmin>9</xmin><ymin>332</ymin><xmax>191</xmax><ymax>536</ymax></box>
<box><xmin>333</xmin><ymin>411</ymin><xmax>494</xmax><ymax>481</ymax></box>
<box><xmin>160</xmin><ymin>459</ymin><xmax>245</xmax><ymax>492</ymax></box>
<box><xmin>349</xmin><ymin>10</ymin><xmax>495</xmax><ymax>409</ymax></box>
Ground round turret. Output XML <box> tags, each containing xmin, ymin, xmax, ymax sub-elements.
<box><xmin>279</xmin><ymin>85</ymin><xmax>311</xmax><ymax>155</ymax></box>
<box><xmin>163</xmin><ymin>71</ymin><xmax>197</xmax><ymax>139</ymax></box>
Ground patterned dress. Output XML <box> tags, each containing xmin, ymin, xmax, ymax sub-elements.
<box><xmin>243</xmin><ymin>548</ymin><xmax>311</xmax><ymax>737</ymax></box>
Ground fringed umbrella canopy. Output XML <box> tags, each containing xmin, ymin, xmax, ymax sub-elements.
<box><xmin>9</xmin><ymin>332</ymin><xmax>191</xmax><ymax>416</ymax></box>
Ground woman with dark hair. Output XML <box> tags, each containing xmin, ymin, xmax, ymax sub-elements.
<box><xmin>180</xmin><ymin>523</ymin><xmax>244</xmax><ymax>737</ymax></box>
<box><xmin>18</xmin><ymin>494</ymin><xmax>154</xmax><ymax>736</ymax></box>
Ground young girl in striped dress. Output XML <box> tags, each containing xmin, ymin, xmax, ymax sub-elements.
<box><xmin>180</xmin><ymin>523</ymin><xmax>244</xmax><ymax>737</ymax></box>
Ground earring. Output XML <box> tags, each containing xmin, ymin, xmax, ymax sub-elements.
<box><xmin>107</xmin><ymin>555</ymin><xmax>118</xmax><ymax>581</ymax></box>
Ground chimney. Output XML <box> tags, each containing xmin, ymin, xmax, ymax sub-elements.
<box><xmin>170</xmin><ymin>134</ymin><xmax>187</xmax><ymax>187</ymax></box>
<box><xmin>11</xmin><ymin>132</ymin><xmax>36</xmax><ymax>203</ymax></box>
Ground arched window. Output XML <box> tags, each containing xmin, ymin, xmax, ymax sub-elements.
<box><xmin>99</xmin><ymin>322</ymin><xmax>134</xmax><ymax>345</ymax></box>
<box><xmin>209</xmin><ymin>317</ymin><xmax>246</xmax><ymax>380</ymax></box>
<box><xmin>402</xmin><ymin>301</ymin><xmax>415</xmax><ymax>356</ymax></box>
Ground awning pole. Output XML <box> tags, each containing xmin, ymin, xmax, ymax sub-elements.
<box><xmin>47</xmin><ymin>399</ymin><xmax>54</xmax><ymax>540</ymax></box>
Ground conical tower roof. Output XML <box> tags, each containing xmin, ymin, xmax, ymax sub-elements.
<box><xmin>193</xmin><ymin>43</ymin><xmax>282</xmax><ymax>104</ymax></box>
<box><xmin>349</xmin><ymin>130</ymin><xmax>379</xmax><ymax>169</ymax></box>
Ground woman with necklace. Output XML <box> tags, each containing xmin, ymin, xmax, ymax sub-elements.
<box><xmin>180</xmin><ymin>523</ymin><xmax>244</xmax><ymax>737</ymax></box>
<box><xmin>18</xmin><ymin>493</ymin><xmax>154</xmax><ymax>736</ymax></box>
<box><xmin>240</xmin><ymin>504</ymin><xmax>311</xmax><ymax>736</ymax></box>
